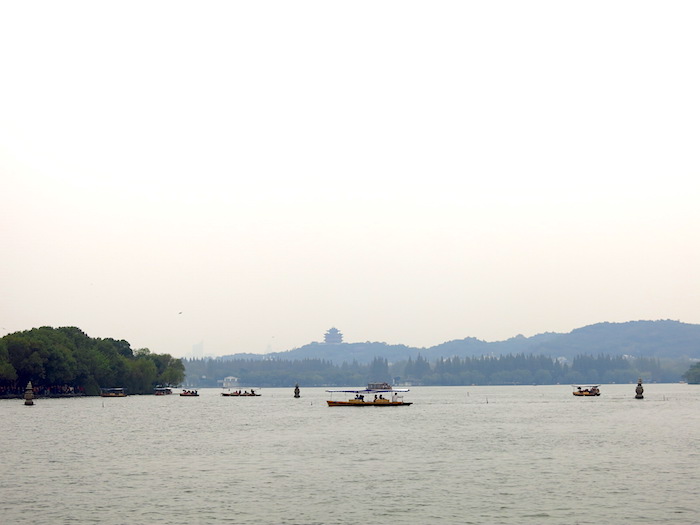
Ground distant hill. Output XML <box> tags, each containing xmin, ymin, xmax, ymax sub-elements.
<box><xmin>227</xmin><ymin>342</ymin><xmax>419</xmax><ymax>365</ymax></box>
<box><xmin>221</xmin><ymin>320</ymin><xmax>700</xmax><ymax>365</ymax></box>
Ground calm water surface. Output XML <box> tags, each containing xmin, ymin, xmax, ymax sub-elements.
<box><xmin>1</xmin><ymin>384</ymin><xmax>699</xmax><ymax>524</ymax></box>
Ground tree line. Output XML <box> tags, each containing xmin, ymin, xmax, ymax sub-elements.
<box><xmin>683</xmin><ymin>362</ymin><xmax>700</xmax><ymax>384</ymax></box>
<box><xmin>0</xmin><ymin>326</ymin><xmax>185</xmax><ymax>396</ymax></box>
<box><xmin>184</xmin><ymin>352</ymin><xmax>673</xmax><ymax>388</ymax></box>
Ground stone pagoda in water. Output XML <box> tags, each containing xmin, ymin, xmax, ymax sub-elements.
<box><xmin>24</xmin><ymin>381</ymin><xmax>34</xmax><ymax>406</ymax></box>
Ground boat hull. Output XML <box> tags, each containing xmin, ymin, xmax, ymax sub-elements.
<box><xmin>221</xmin><ymin>393</ymin><xmax>260</xmax><ymax>396</ymax></box>
<box><xmin>572</xmin><ymin>392</ymin><xmax>600</xmax><ymax>396</ymax></box>
<box><xmin>327</xmin><ymin>400</ymin><xmax>412</xmax><ymax>407</ymax></box>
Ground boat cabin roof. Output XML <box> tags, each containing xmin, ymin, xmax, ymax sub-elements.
<box><xmin>326</xmin><ymin>387</ymin><xmax>409</xmax><ymax>393</ymax></box>
<box><xmin>572</xmin><ymin>385</ymin><xmax>600</xmax><ymax>388</ymax></box>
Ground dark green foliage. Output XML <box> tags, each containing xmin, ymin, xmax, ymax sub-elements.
<box><xmin>0</xmin><ymin>327</ymin><xmax>185</xmax><ymax>395</ymax></box>
<box><xmin>0</xmin><ymin>338</ymin><xmax>18</xmax><ymax>382</ymax></box>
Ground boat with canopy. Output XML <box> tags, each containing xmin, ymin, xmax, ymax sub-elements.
<box><xmin>326</xmin><ymin>383</ymin><xmax>412</xmax><ymax>407</ymax></box>
<box><xmin>572</xmin><ymin>385</ymin><xmax>601</xmax><ymax>396</ymax></box>
<box><xmin>100</xmin><ymin>387</ymin><xmax>126</xmax><ymax>397</ymax></box>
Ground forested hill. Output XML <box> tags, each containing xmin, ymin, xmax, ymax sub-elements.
<box><xmin>223</xmin><ymin>320</ymin><xmax>700</xmax><ymax>364</ymax></box>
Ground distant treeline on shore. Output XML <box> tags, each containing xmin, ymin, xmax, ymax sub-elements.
<box><xmin>184</xmin><ymin>353</ymin><xmax>680</xmax><ymax>388</ymax></box>
<box><xmin>0</xmin><ymin>326</ymin><xmax>185</xmax><ymax>396</ymax></box>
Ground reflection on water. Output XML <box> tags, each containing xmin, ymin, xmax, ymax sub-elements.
<box><xmin>1</xmin><ymin>384</ymin><xmax>699</xmax><ymax>524</ymax></box>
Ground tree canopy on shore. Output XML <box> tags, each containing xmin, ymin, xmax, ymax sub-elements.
<box><xmin>183</xmin><ymin>352</ymin><xmax>672</xmax><ymax>388</ymax></box>
<box><xmin>0</xmin><ymin>326</ymin><xmax>185</xmax><ymax>395</ymax></box>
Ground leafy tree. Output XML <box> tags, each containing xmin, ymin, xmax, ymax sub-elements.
<box><xmin>6</xmin><ymin>336</ymin><xmax>46</xmax><ymax>385</ymax></box>
<box><xmin>156</xmin><ymin>356</ymin><xmax>185</xmax><ymax>386</ymax></box>
<box><xmin>0</xmin><ymin>327</ymin><xmax>185</xmax><ymax>395</ymax></box>
<box><xmin>124</xmin><ymin>358</ymin><xmax>158</xmax><ymax>393</ymax></box>
<box><xmin>0</xmin><ymin>339</ymin><xmax>17</xmax><ymax>382</ymax></box>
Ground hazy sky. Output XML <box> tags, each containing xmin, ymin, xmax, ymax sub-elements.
<box><xmin>2</xmin><ymin>2</ymin><xmax>699</xmax><ymax>358</ymax></box>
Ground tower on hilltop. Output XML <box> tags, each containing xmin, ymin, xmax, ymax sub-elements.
<box><xmin>324</xmin><ymin>327</ymin><xmax>343</xmax><ymax>344</ymax></box>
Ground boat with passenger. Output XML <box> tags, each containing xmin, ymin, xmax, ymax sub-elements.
<box><xmin>100</xmin><ymin>387</ymin><xmax>127</xmax><ymax>397</ymax></box>
<box><xmin>221</xmin><ymin>389</ymin><xmax>260</xmax><ymax>396</ymax></box>
<box><xmin>573</xmin><ymin>385</ymin><xmax>601</xmax><ymax>396</ymax></box>
<box><xmin>179</xmin><ymin>390</ymin><xmax>199</xmax><ymax>397</ymax></box>
<box><xmin>154</xmin><ymin>387</ymin><xmax>173</xmax><ymax>395</ymax></box>
<box><xmin>326</xmin><ymin>383</ymin><xmax>411</xmax><ymax>407</ymax></box>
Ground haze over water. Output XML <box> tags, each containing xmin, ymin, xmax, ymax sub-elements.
<box><xmin>2</xmin><ymin>384</ymin><xmax>698</xmax><ymax>524</ymax></box>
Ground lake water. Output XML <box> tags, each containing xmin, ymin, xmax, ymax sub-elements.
<box><xmin>1</xmin><ymin>384</ymin><xmax>698</xmax><ymax>525</ymax></box>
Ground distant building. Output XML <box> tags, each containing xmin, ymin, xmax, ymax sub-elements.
<box><xmin>221</xmin><ymin>376</ymin><xmax>239</xmax><ymax>388</ymax></box>
<box><xmin>324</xmin><ymin>327</ymin><xmax>343</xmax><ymax>344</ymax></box>
<box><xmin>191</xmin><ymin>341</ymin><xmax>204</xmax><ymax>358</ymax></box>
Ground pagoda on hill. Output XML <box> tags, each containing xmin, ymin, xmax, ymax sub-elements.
<box><xmin>324</xmin><ymin>327</ymin><xmax>343</xmax><ymax>344</ymax></box>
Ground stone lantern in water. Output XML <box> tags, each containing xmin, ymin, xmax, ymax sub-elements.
<box><xmin>24</xmin><ymin>381</ymin><xmax>34</xmax><ymax>406</ymax></box>
<box><xmin>635</xmin><ymin>378</ymin><xmax>644</xmax><ymax>399</ymax></box>
<box><xmin>294</xmin><ymin>383</ymin><xmax>300</xmax><ymax>398</ymax></box>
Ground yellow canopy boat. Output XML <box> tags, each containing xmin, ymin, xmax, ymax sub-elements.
<box><xmin>100</xmin><ymin>387</ymin><xmax>126</xmax><ymax>397</ymax></box>
<box><xmin>572</xmin><ymin>385</ymin><xmax>601</xmax><ymax>396</ymax></box>
<box><xmin>326</xmin><ymin>383</ymin><xmax>412</xmax><ymax>407</ymax></box>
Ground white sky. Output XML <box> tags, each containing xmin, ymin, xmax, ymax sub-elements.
<box><xmin>2</xmin><ymin>1</ymin><xmax>699</xmax><ymax>358</ymax></box>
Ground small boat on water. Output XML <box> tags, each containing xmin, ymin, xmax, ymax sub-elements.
<box><xmin>326</xmin><ymin>383</ymin><xmax>412</xmax><ymax>407</ymax></box>
<box><xmin>180</xmin><ymin>390</ymin><xmax>199</xmax><ymax>397</ymax></box>
<box><xmin>573</xmin><ymin>385</ymin><xmax>601</xmax><ymax>396</ymax></box>
<box><xmin>100</xmin><ymin>388</ymin><xmax>127</xmax><ymax>397</ymax></box>
<box><xmin>221</xmin><ymin>389</ymin><xmax>260</xmax><ymax>397</ymax></box>
<box><xmin>154</xmin><ymin>387</ymin><xmax>173</xmax><ymax>395</ymax></box>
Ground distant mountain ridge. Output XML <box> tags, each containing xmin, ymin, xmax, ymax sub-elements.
<box><xmin>222</xmin><ymin>320</ymin><xmax>700</xmax><ymax>365</ymax></box>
